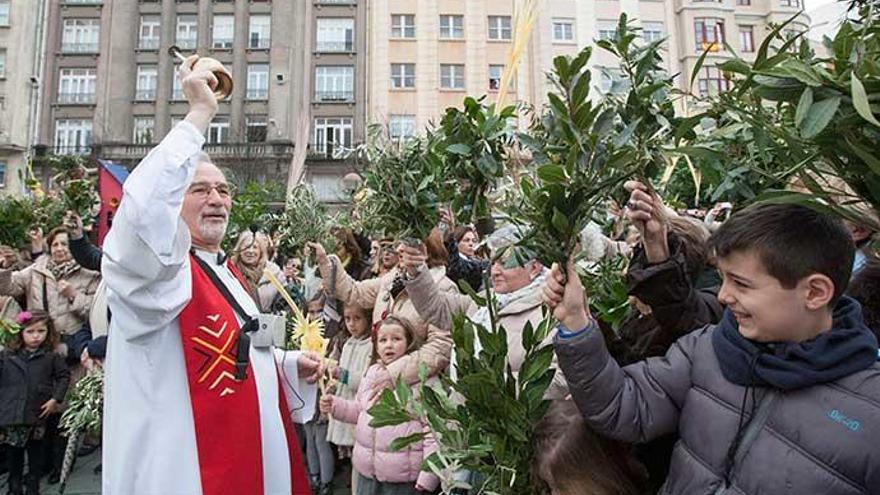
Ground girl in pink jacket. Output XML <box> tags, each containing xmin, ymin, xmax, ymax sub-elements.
<box><xmin>320</xmin><ymin>316</ymin><xmax>439</xmax><ymax>494</ymax></box>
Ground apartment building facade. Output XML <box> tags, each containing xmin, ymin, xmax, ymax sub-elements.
<box><xmin>367</xmin><ymin>0</ymin><xmax>811</xmax><ymax>136</ymax></box>
<box><xmin>31</xmin><ymin>0</ymin><xmax>366</xmax><ymax>202</ymax></box>
<box><xmin>3</xmin><ymin>0</ymin><xmax>812</xmax><ymax>198</ymax></box>
<box><xmin>0</xmin><ymin>0</ymin><xmax>48</xmax><ymax>196</ymax></box>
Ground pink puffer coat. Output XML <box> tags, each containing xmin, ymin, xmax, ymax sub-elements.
<box><xmin>330</xmin><ymin>363</ymin><xmax>439</xmax><ymax>491</ymax></box>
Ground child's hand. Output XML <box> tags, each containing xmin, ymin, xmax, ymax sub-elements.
<box><xmin>319</xmin><ymin>394</ymin><xmax>334</xmax><ymax>414</ymax></box>
<box><xmin>368</xmin><ymin>367</ymin><xmax>393</xmax><ymax>403</ymax></box>
<box><xmin>39</xmin><ymin>398</ymin><xmax>60</xmax><ymax>419</ymax></box>
<box><xmin>542</xmin><ymin>261</ymin><xmax>592</xmax><ymax>331</ymax></box>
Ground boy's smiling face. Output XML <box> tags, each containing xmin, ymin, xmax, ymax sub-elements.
<box><xmin>716</xmin><ymin>249</ymin><xmax>835</xmax><ymax>343</ymax></box>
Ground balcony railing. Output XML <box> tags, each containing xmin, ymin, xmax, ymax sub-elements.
<box><xmin>57</xmin><ymin>92</ymin><xmax>96</xmax><ymax>104</ymax></box>
<box><xmin>97</xmin><ymin>142</ymin><xmax>295</xmax><ymax>161</ymax></box>
<box><xmin>62</xmin><ymin>0</ymin><xmax>103</xmax><ymax>4</ymax></box>
<box><xmin>316</xmin><ymin>0</ymin><xmax>356</xmax><ymax>4</ymax></box>
<box><xmin>135</xmin><ymin>89</ymin><xmax>157</xmax><ymax>101</ymax></box>
<box><xmin>50</xmin><ymin>145</ymin><xmax>92</xmax><ymax>156</ymax></box>
<box><xmin>139</xmin><ymin>38</ymin><xmax>160</xmax><ymax>50</ymax></box>
<box><xmin>246</xmin><ymin>88</ymin><xmax>269</xmax><ymax>100</ymax></box>
<box><xmin>315</xmin><ymin>91</ymin><xmax>354</xmax><ymax>102</ymax></box>
<box><xmin>176</xmin><ymin>38</ymin><xmax>197</xmax><ymax>50</ymax></box>
<box><xmin>307</xmin><ymin>142</ymin><xmax>354</xmax><ymax>160</ymax></box>
<box><xmin>315</xmin><ymin>41</ymin><xmax>354</xmax><ymax>52</ymax></box>
<box><xmin>213</xmin><ymin>39</ymin><xmax>234</xmax><ymax>49</ymax></box>
<box><xmin>249</xmin><ymin>37</ymin><xmax>270</xmax><ymax>49</ymax></box>
<box><xmin>61</xmin><ymin>43</ymin><xmax>99</xmax><ymax>53</ymax></box>
<box><xmin>171</xmin><ymin>89</ymin><xmax>185</xmax><ymax>101</ymax></box>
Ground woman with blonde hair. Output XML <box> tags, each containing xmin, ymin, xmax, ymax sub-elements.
<box><xmin>230</xmin><ymin>230</ymin><xmax>286</xmax><ymax>311</ymax></box>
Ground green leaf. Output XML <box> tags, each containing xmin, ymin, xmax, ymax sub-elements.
<box><xmin>446</xmin><ymin>143</ymin><xmax>472</xmax><ymax>155</ymax></box>
<box><xmin>795</xmin><ymin>87</ymin><xmax>813</xmax><ymax>127</ymax></box>
<box><xmin>800</xmin><ymin>96</ymin><xmax>841</xmax><ymax>138</ymax></box>
<box><xmin>389</xmin><ymin>432</ymin><xmax>425</xmax><ymax>452</ymax></box>
<box><xmin>690</xmin><ymin>45</ymin><xmax>712</xmax><ymax>90</ymax></box>
<box><xmin>537</xmin><ymin>164</ymin><xmax>567</xmax><ymax>184</ymax></box>
<box><xmin>851</xmin><ymin>75</ymin><xmax>880</xmax><ymax>128</ymax></box>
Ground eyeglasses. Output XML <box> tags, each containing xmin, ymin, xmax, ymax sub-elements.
<box><xmin>187</xmin><ymin>182</ymin><xmax>231</xmax><ymax>198</ymax></box>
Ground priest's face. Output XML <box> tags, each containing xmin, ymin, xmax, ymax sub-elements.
<box><xmin>183</xmin><ymin>162</ymin><xmax>231</xmax><ymax>252</ymax></box>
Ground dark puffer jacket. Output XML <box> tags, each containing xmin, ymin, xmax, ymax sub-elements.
<box><xmin>557</xmin><ymin>299</ymin><xmax>880</xmax><ymax>495</ymax></box>
<box><xmin>0</xmin><ymin>348</ymin><xmax>70</xmax><ymax>426</ymax></box>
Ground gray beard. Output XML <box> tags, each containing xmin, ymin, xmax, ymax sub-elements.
<box><xmin>198</xmin><ymin>220</ymin><xmax>228</xmax><ymax>246</ymax></box>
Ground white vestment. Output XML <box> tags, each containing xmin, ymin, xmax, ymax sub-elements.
<box><xmin>101</xmin><ymin>121</ymin><xmax>316</xmax><ymax>495</ymax></box>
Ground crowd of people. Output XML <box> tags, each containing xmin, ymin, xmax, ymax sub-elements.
<box><xmin>1</xmin><ymin>55</ymin><xmax>879</xmax><ymax>495</ymax></box>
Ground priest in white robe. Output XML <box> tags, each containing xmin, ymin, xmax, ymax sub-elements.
<box><xmin>101</xmin><ymin>55</ymin><xmax>318</xmax><ymax>495</ymax></box>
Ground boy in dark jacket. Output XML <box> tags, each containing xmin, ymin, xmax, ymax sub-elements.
<box><xmin>544</xmin><ymin>202</ymin><xmax>880</xmax><ymax>495</ymax></box>
<box><xmin>0</xmin><ymin>310</ymin><xmax>70</xmax><ymax>495</ymax></box>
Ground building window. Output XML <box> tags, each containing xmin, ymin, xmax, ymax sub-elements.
<box><xmin>246</xmin><ymin>64</ymin><xmax>269</xmax><ymax>100</ymax></box>
<box><xmin>249</xmin><ymin>14</ymin><xmax>271</xmax><ymax>49</ymax></box>
<box><xmin>552</xmin><ymin>18</ymin><xmax>575</xmax><ymax>42</ymax></box>
<box><xmin>0</xmin><ymin>50</ymin><xmax>5</xmax><ymax>78</ymax></box>
<box><xmin>58</xmin><ymin>68</ymin><xmax>97</xmax><ymax>104</ymax></box>
<box><xmin>139</xmin><ymin>15</ymin><xmax>161</xmax><ymax>50</ymax></box>
<box><xmin>488</xmin><ymin>16</ymin><xmax>512</xmax><ymax>40</ymax></box>
<box><xmin>246</xmin><ymin>115</ymin><xmax>267</xmax><ymax>142</ymax></box>
<box><xmin>135</xmin><ymin>65</ymin><xmax>158</xmax><ymax>101</ymax></box>
<box><xmin>694</xmin><ymin>18</ymin><xmax>725</xmax><ymax>51</ymax></box>
<box><xmin>739</xmin><ymin>25</ymin><xmax>755</xmax><ymax>52</ymax></box>
<box><xmin>439</xmin><ymin>15</ymin><xmax>464</xmax><ymax>39</ymax></box>
<box><xmin>781</xmin><ymin>0</ymin><xmax>800</xmax><ymax>6</ymax></box>
<box><xmin>440</xmin><ymin>64</ymin><xmax>465</xmax><ymax>90</ymax></box>
<box><xmin>0</xmin><ymin>1</ymin><xmax>9</xmax><ymax>27</ymax></box>
<box><xmin>208</xmin><ymin>117</ymin><xmax>230</xmax><ymax>144</ymax></box>
<box><xmin>697</xmin><ymin>67</ymin><xmax>730</xmax><ymax>97</ymax></box>
<box><xmin>391</xmin><ymin>14</ymin><xmax>415</xmax><ymax>38</ymax></box>
<box><xmin>316</xmin><ymin>18</ymin><xmax>354</xmax><ymax>52</ymax></box>
<box><xmin>62</xmin><ymin>19</ymin><xmax>100</xmax><ymax>53</ymax></box>
<box><xmin>737</xmin><ymin>0</ymin><xmax>751</xmax><ymax>5</ymax></box>
<box><xmin>0</xmin><ymin>161</ymin><xmax>6</xmax><ymax>187</ymax></box>
<box><xmin>133</xmin><ymin>117</ymin><xmax>155</xmax><ymax>144</ymax></box>
<box><xmin>313</xmin><ymin>117</ymin><xmax>353</xmax><ymax>158</ymax></box>
<box><xmin>177</xmin><ymin>15</ymin><xmax>198</xmax><ymax>49</ymax></box>
<box><xmin>389</xmin><ymin>114</ymin><xmax>416</xmax><ymax>139</ymax></box>
<box><xmin>54</xmin><ymin>119</ymin><xmax>92</xmax><ymax>154</ymax></box>
<box><xmin>315</xmin><ymin>66</ymin><xmax>354</xmax><ymax>101</ymax></box>
<box><xmin>390</xmin><ymin>63</ymin><xmax>415</xmax><ymax>89</ymax></box>
<box><xmin>642</xmin><ymin>21</ymin><xmax>664</xmax><ymax>43</ymax></box>
<box><xmin>171</xmin><ymin>73</ymin><xmax>184</xmax><ymax>100</ymax></box>
<box><xmin>212</xmin><ymin>14</ymin><xmax>234</xmax><ymax>49</ymax></box>
<box><xmin>597</xmin><ymin>20</ymin><xmax>617</xmax><ymax>41</ymax></box>
<box><xmin>488</xmin><ymin>64</ymin><xmax>513</xmax><ymax>91</ymax></box>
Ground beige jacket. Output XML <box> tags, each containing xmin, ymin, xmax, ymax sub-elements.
<box><xmin>322</xmin><ymin>255</ymin><xmax>457</xmax><ymax>384</ymax></box>
<box><xmin>404</xmin><ymin>266</ymin><xmax>569</xmax><ymax>399</ymax></box>
<box><xmin>0</xmin><ymin>256</ymin><xmax>100</xmax><ymax>336</ymax></box>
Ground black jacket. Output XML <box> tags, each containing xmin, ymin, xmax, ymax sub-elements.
<box><xmin>0</xmin><ymin>348</ymin><xmax>70</xmax><ymax>427</ymax></box>
<box><xmin>609</xmin><ymin>235</ymin><xmax>724</xmax><ymax>367</ymax></box>
<box><xmin>444</xmin><ymin>239</ymin><xmax>489</xmax><ymax>292</ymax></box>
<box><xmin>69</xmin><ymin>235</ymin><xmax>103</xmax><ymax>272</ymax></box>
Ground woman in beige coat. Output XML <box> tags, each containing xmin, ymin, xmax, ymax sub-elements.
<box><xmin>0</xmin><ymin>228</ymin><xmax>100</xmax><ymax>338</ymax></box>
<box><xmin>396</xmin><ymin>232</ymin><xmax>569</xmax><ymax>399</ymax></box>
<box><xmin>311</xmin><ymin>233</ymin><xmax>457</xmax><ymax>386</ymax></box>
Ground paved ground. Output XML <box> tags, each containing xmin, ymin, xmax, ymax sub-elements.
<box><xmin>1</xmin><ymin>448</ymin><xmax>354</xmax><ymax>494</ymax></box>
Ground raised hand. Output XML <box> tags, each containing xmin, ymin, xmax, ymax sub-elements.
<box><xmin>624</xmin><ymin>180</ymin><xmax>670</xmax><ymax>263</ymax></box>
<box><xmin>179</xmin><ymin>54</ymin><xmax>219</xmax><ymax>133</ymax></box>
<box><xmin>542</xmin><ymin>261</ymin><xmax>591</xmax><ymax>331</ymax></box>
<box><xmin>28</xmin><ymin>227</ymin><xmax>44</xmax><ymax>255</ymax></box>
<box><xmin>398</xmin><ymin>243</ymin><xmax>427</xmax><ymax>276</ymax></box>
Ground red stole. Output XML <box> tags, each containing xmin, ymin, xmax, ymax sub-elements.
<box><xmin>178</xmin><ymin>254</ymin><xmax>311</xmax><ymax>495</ymax></box>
